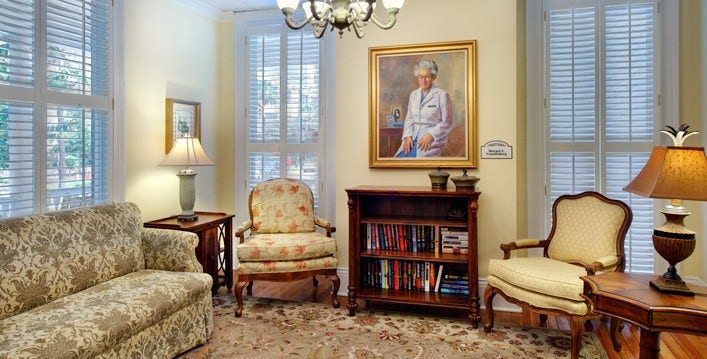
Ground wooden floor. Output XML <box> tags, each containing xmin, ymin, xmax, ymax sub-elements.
<box><xmin>234</xmin><ymin>277</ymin><xmax>707</xmax><ymax>359</ymax></box>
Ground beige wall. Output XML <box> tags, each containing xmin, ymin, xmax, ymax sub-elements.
<box><xmin>124</xmin><ymin>0</ymin><xmax>220</xmax><ymax>221</ymax></box>
<box><xmin>679</xmin><ymin>0</ymin><xmax>707</xmax><ymax>281</ymax></box>
<box><xmin>333</xmin><ymin>0</ymin><xmax>520</xmax><ymax>275</ymax></box>
<box><xmin>125</xmin><ymin>0</ymin><xmax>706</xmax><ymax>282</ymax></box>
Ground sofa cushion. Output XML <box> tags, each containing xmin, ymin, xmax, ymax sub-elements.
<box><xmin>0</xmin><ymin>203</ymin><xmax>144</xmax><ymax>320</ymax></box>
<box><xmin>237</xmin><ymin>232</ymin><xmax>337</xmax><ymax>262</ymax></box>
<box><xmin>0</xmin><ymin>270</ymin><xmax>212</xmax><ymax>358</ymax></box>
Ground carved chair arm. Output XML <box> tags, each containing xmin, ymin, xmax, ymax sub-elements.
<box><xmin>499</xmin><ymin>238</ymin><xmax>546</xmax><ymax>259</ymax></box>
<box><xmin>315</xmin><ymin>217</ymin><xmax>336</xmax><ymax>237</ymax></box>
<box><xmin>235</xmin><ymin>220</ymin><xmax>253</xmax><ymax>243</ymax></box>
<box><xmin>584</xmin><ymin>255</ymin><xmax>620</xmax><ymax>275</ymax></box>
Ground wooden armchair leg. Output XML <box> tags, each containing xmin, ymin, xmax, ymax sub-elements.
<box><xmin>234</xmin><ymin>281</ymin><xmax>249</xmax><ymax>317</ymax></box>
<box><xmin>313</xmin><ymin>276</ymin><xmax>319</xmax><ymax>287</ymax></box>
<box><xmin>539</xmin><ymin>314</ymin><xmax>548</xmax><ymax>327</ymax></box>
<box><xmin>569</xmin><ymin>316</ymin><xmax>584</xmax><ymax>359</ymax></box>
<box><xmin>483</xmin><ymin>285</ymin><xmax>496</xmax><ymax>333</ymax></box>
<box><xmin>246</xmin><ymin>280</ymin><xmax>254</xmax><ymax>295</ymax></box>
<box><xmin>330</xmin><ymin>274</ymin><xmax>340</xmax><ymax>308</ymax></box>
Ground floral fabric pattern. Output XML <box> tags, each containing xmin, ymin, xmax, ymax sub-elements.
<box><xmin>236</xmin><ymin>256</ymin><xmax>337</xmax><ymax>274</ymax></box>
<box><xmin>237</xmin><ymin>232</ymin><xmax>336</xmax><ymax>262</ymax></box>
<box><xmin>0</xmin><ymin>202</ymin><xmax>214</xmax><ymax>358</ymax></box>
<box><xmin>250</xmin><ymin>178</ymin><xmax>315</xmax><ymax>234</ymax></box>
<box><xmin>0</xmin><ymin>271</ymin><xmax>213</xmax><ymax>358</ymax></box>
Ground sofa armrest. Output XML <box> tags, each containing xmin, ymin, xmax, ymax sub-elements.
<box><xmin>141</xmin><ymin>227</ymin><xmax>203</xmax><ymax>273</ymax></box>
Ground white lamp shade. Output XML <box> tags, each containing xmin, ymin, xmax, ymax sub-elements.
<box><xmin>159</xmin><ymin>136</ymin><xmax>214</xmax><ymax>167</ymax></box>
<box><xmin>382</xmin><ymin>0</ymin><xmax>404</xmax><ymax>9</ymax></box>
<box><xmin>277</xmin><ymin>0</ymin><xmax>300</xmax><ymax>10</ymax></box>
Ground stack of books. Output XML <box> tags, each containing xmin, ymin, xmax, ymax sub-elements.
<box><xmin>438</xmin><ymin>271</ymin><xmax>469</xmax><ymax>295</ymax></box>
<box><xmin>440</xmin><ymin>226</ymin><xmax>468</xmax><ymax>254</ymax></box>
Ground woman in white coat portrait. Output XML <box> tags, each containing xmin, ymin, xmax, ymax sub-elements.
<box><xmin>395</xmin><ymin>60</ymin><xmax>454</xmax><ymax>158</ymax></box>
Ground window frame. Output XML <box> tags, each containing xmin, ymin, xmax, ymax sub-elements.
<box><xmin>233</xmin><ymin>9</ymin><xmax>335</xmax><ymax>225</ymax></box>
<box><xmin>0</xmin><ymin>0</ymin><xmax>123</xmax><ymax>218</ymax></box>
<box><xmin>525</xmin><ymin>0</ymin><xmax>679</xmax><ymax>273</ymax></box>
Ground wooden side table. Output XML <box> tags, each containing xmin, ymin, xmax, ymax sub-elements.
<box><xmin>144</xmin><ymin>212</ymin><xmax>234</xmax><ymax>295</ymax></box>
<box><xmin>582</xmin><ymin>272</ymin><xmax>707</xmax><ymax>358</ymax></box>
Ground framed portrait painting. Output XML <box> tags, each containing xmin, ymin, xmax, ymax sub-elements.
<box><xmin>165</xmin><ymin>98</ymin><xmax>201</xmax><ymax>153</ymax></box>
<box><xmin>369</xmin><ymin>40</ymin><xmax>477</xmax><ymax>168</ymax></box>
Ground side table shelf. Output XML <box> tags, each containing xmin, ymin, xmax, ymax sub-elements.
<box><xmin>144</xmin><ymin>212</ymin><xmax>234</xmax><ymax>295</ymax></box>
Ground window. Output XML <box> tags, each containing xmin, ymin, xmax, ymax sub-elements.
<box><xmin>0</xmin><ymin>0</ymin><xmax>113</xmax><ymax>218</ymax></box>
<box><xmin>529</xmin><ymin>0</ymin><xmax>677</xmax><ymax>273</ymax></box>
<box><xmin>235</xmin><ymin>10</ymin><xmax>332</xmax><ymax>217</ymax></box>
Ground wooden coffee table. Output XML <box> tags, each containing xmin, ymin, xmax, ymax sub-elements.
<box><xmin>582</xmin><ymin>272</ymin><xmax>707</xmax><ymax>358</ymax></box>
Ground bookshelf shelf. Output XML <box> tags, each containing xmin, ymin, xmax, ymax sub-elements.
<box><xmin>346</xmin><ymin>185</ymin><xmax>481</xmax><ymax>327</ymax></box>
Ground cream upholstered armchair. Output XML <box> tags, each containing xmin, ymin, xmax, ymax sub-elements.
<box><xmin>234</xmin><ymin>178</ymin><xmax>340</xmax><ymax>317</ymax></box>
<box><xmin>484</xmin><ymin>191</ymin><xmax>632</xmax><ymax>359</ymax></box>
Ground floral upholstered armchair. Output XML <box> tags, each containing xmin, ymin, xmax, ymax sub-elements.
<box><xmin>484</xmin><ymin>191</ymin><xmax>632</xmax><ymax>359</ymax></box>
<box><xmin>234</xmin><ymin>178</ymin><xmax>340</xmax><ymax>317</ymax></box>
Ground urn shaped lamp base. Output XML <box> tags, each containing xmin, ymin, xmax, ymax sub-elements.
<box><xmin>650</xmin><ymin>209</ymin><xmax>696</xmax><ymax>296</ymax></box>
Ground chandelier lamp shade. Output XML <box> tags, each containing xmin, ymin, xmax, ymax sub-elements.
<box><xmin>623</xmin><ymin>125</ymin><xmax>707</xmax><ymax>295</ymax></box>
<box><xmin>276</xmin><ymin>0</ymin><xmax>404</xmax><ymax>38</ymax></box>
<box><xmin>159</xmin><ymin>135</ymin><xmax>214</xmax><ymax>222</ymax></box>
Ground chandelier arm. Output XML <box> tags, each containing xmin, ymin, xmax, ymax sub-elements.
<box><xmin>284</xmin><ymin>15</ymin><xmax>314</xmax><ymax>30</ymax></box>
<box><xmin>358</xmin><ymin>0</ymin><xmax>375</xmax><ymax>22</ymax></box>
<box><xmin>369</xmin><ymin>9</ymin><xmax>399</xmax><ymax>30</ymax></box>
<box><xmin>311</xmin><ymin>20</ymin><xmax>328</xmax><ymax>38</ymax></box>
<box><xmin>353</xmin><ymin>21</ymin><xmax>365</xmax><ymax>38</ymax></box>
<box><xmin>309</xmin><ymin>0</ymin><xmax>323</xmax><ymax>21</ymax></box>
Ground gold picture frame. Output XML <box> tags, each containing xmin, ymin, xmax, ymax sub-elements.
<box><xmin>165</xmin><ymin>98</ymin><xmax>201</xmax><ymax>153</ymax></box>
<box><xmin>369</xmin><ymin>40</ymin><xmax>477</xmax><ymax>168</ymax></box>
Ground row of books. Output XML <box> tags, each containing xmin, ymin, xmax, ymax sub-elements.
<box><xmin>440</xmin><ymin>226</ymin><xmax>469</xmax><ymax>254</ymax></box>
<box><xmin>361</xmin><ymin>259</ymin><xmax>470</xmax><ymax>295</ymax></box>
<box><xmin>364</xmin><ymin>223</ymin><xmax>438</xmax><ymax>253</ymax></box>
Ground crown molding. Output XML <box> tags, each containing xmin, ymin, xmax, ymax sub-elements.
<box><xmin>170</xmin><ymin>0</ymin><xmax>222</xmax><ymax>20</ymax></box>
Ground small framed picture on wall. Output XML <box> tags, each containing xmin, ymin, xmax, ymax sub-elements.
<box><xmin>165</xmin><ymin>98</ymin><xmax>201</xmax><ymax>153</ymax></box>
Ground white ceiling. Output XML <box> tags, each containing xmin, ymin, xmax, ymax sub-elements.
<box><xmin>198</xmin><ymin>0</ymin><xmax>276</xmax><ymax>12</ymax></box>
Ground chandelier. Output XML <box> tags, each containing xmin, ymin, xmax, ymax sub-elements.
<box><xmin>276</xmin><ymin>0</ymin><xmax>405</xmax><ymax>38</ymax></box>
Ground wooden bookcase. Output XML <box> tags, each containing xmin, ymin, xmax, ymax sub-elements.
<box><xmin>345</xmin><ymin>186</ymin><xmax>481</xmax><ymax>327</ymax></box>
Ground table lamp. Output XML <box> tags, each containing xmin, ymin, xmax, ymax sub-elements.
<box><xmin>623</xmin><ymin>125</ymin><xmax>707</xmax><ymax>295</ymax></box>
<box><xmin>159</xmin><ymin>135</ymin><xmax>214</xmax><ymax>221</ymax></box>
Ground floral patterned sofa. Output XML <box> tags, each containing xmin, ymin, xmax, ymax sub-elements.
<box><xmin>0</xmin><ymin>202</ymin><xmax>213</xmax><ymax>358</ymax></box>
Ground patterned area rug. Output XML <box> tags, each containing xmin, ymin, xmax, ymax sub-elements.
<box><xmin>178</xmin><ymin>294</ymin><xmax>607</xmax><ymax>358</ymax></box>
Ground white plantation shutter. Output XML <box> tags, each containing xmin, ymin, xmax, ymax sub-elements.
<box><xmin>0</xmin><ymin>0</ymin><xmax>112</xmax><ymax>218</ymax></box>
<box><xmin>245</xmin><ymin>24</ymin><xmax>324</xmax><ymax>210</ymax></box>
<box><xmin>545</xmin><ymin>0</ymin><xmax>657</xmax><ymax>273</ymax></box>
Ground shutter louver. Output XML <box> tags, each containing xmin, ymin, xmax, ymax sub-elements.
<box><xmin>546</xmin><ymin>0</ymin><xmax>656</xmax><ymax>273</ymax></box>
<box><xmin>0</xmin><ymin>100</ymin><xmax>34</xmax><ymax>217</ymax></box>
<box><xmin>0</xmin><ymin>1</ymin><xmax>35</xmax><ymax>89</ymax></box>
<box><xmin>0</xmin><ymin>0</ymin><xmax>112</xmax><ymax>218</ymax></box>
<box><xmin>47</xmin><ymin>0</ymin><xmax>110</xmax><ymax>96</ymax></box>
<box><xmin>246</xmin><ymin>25</ymin><xmax>322</xmax><ymax>212</ymax></box>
